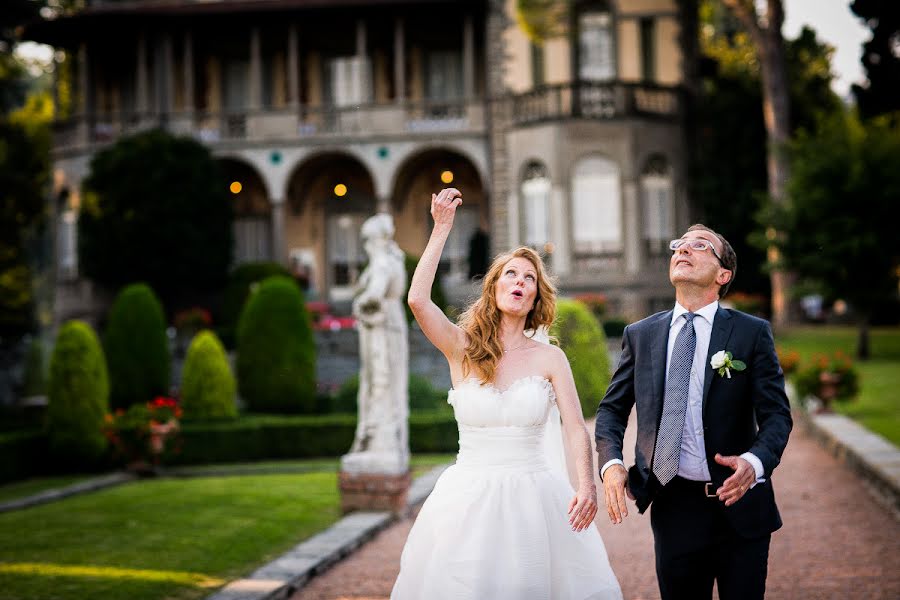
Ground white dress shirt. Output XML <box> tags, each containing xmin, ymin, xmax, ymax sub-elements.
<box><xmin>601</xmin><ymin>300</ymin><xmax>764</xmax><ymax>486</ymax></box>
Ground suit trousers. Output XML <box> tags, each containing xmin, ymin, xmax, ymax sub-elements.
<box><xmin>650</xmin><ymin>477</ymin><xmax>771</xmax><ymax>600</ymax></box>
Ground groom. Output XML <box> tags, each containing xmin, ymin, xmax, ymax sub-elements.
<box><xmin>595</xmin><ymin>225</ymin><xmax>792</xmax><ymax>600</ymax></box>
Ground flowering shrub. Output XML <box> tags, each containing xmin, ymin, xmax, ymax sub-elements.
<box><xmin>103</xmin><ymin>396</ymin><xmax>182</xmax><ymax>469</ymax></box>
<box><xmin>793</xmin><ymin>351</ymin><xmax>860</xmax><ymax>403</ymax></box>
<box><xmin>573</xmin><ymin>293</ymin><xmax>608</xmax><ymax>321</ymax></box>
<box><xmin>776</xmin><ymin>346</ymin><xmax>801</xmax><ymax>375</ymax></box>
<box><xmin>173</xmin><ymin>307</ymin><xmax>212</xmax><ymax>332</ymax></box>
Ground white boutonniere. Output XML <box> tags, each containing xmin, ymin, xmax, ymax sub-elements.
<box><xmin>710</xmin><ymin>350</ymin><xmax>747</xmax><ymax>378</ymax></box>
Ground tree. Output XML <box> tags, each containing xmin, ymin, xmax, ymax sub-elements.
<box><xmin>79</xmin><ymin>129</ymin><xmax>233</xmax><ymax>308</ymax></box>
<box><xmin>769</xmin><ymin>113</ymin><xmax>900</xmax><ymax>358</ymax></box>
<box><xmin>718</xmin><ymin>0</ymin><xmax>794</xmax><ymax>326</ymax></box>
<box><xmin>695</xmin><ymin>5</ymin><xmax>842</xmax><ymax>298</ymax></box>
<box><xmin>851</xmin><ymin>0</ymin><xmax>900</xmax><ymax>120</ymax></box>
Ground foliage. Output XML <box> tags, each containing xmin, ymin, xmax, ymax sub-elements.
<box><xmin>78</xmin><ymin>130</ymin><xmax>233</xmax><ymax>308</ymax></box>
<box><xmin>20</xmin><ymin>336</ymin><xmax>46</xmax><ymax>397</ymax></box>
<box><xmin>218</xmin><ymin>262</ymin><xmax>291</xmax><ymax>348</ymax></box>
<box><xmin>793</xmin><ymin>351</ymin><xmax>860</xmax><ymax>403</ymax></box>
<box><xmin>601</xmin><ymin>317</ymin><xmax>628</xmax><ymax>339</ymax></box>
<box><xmin>851</xmin><ymin>0</ymin><xmax>900</xmax><ymax>120</ymax></box>
<box><xmin>725</xmin><ymin>292</ymin><xmax>767</xmax><ymax>316</ymax></box>
<box><xmin>236</xmin><ymin>276</ymin><xmax>316</xmax><ymax>413</ymax></box>
<box><xmin>550</xmin><ymin>299</ymin><xmax>611</xmax><ymax>416</ymax></box>
<box><xmin>0</xmin><ymin>120</ymin><xmax>50</xmax><ymax>337</ymax></box>
<box><xmin>695</xmin><ymin>1</ymin><xmax>843</xmax><ymax>297</ymax></box>
<box><xmin>763</xmin><ymin>112</ymin><xmax>900</xmax><ymax>324</ymax></box>
<box><xmin>104</xmin><ymin>284</ymin><xmax>170</xmax><ymax>410</ymax></box>
<box><xmin>180</xmin><ymin>331</ymin><xmax>237</xmax><ymax>420</ymax></box>
<box><xmin>102</xmin><ymin>397</ymin><xmax>182</xmax><ymax>468</ymax></box>
<box><xmin>573</xmin><ymin>292</ymin><xmax>607</xmax><ymax>321</ymax></box>
<box><xmin>173</xmin><ymin>306</ymin><xmax>212</xmax><ymax>333</ymax></box>
<box><xmin>0</xmin><ymin>430</ymin><xmax>47</xmax><ymax>484</ymax></box>
<box><xmin>404</xmin><ymin>253</ymin><xmax>447</xmax><ymax>323</ymax></box>
<box><xmin>515</xmin><ymin>0</ymin><xmax>569</xmax><ymax>44</ymax></box>
<box><xmin>46</xmin><ymin>320</ymin><xmax>109</xmax><ymax>466</ymax></box>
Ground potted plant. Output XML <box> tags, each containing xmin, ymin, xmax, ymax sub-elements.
<box><xmin>793</xmin><ymin>351</ymin><xmax>860</xmax><ymax>413</ymax></box>
<box><xmin>103</xmin><ymin>396</ymin><xmax>183</xmax><ymax>475</ymax></box>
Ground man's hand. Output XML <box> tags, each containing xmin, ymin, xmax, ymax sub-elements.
<box><xmin>714</xmin><ymin>453</ymin><xmax>756</xmax><ymax>506</ymax></box>
<box><xmin>602</xmin><ymin>464</ymin><xmax>632</xmax><ymax>524</ymax></box>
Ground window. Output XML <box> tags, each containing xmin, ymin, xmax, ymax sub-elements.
<box><xmin>571</xmin><ymin>156</ymin><xmax>621</xmax><ymax>253</ymax></box>
<box><xmin>579</xmin><ymin>11</ymin><xmax>614</xmax><ymax>80</ymax></box>
<box><xmin>233</xmin><ymin>217</ymin><xmax>272</xmax><ymax>264</ymax></box>
<box><xmin>641</xmin><ymin>155</ymin><xmax>674</xmax><ymax>255</ymax></box>
<box><xmin>325</xmin><ymin>56</ymin><xmax>372</xmax><ymax>107</ymax></box>
<box><xmin>640</xmin><ymin>18</ymin><xmax>656</xmax><ymax>82</ymax></box>
<box><xmin>440</xmin><ymin>206</ymin><xmax>479</xmax><ymax>283</ymax></box>
<box><xmin>58</xmin><ymin>209</ymin><xmax>78</xmax><ymax>280</ymax></box>
<box><xmin>328</xmin><ymin>213</ymin><xmax>367</xmax><ymax>286</ymax></box>
<box><xmin>223</xmin><ymin>58</ymin><xmax>249</xmax><ymax>110</ymax></box>
<box><xmin>425</xmin><ymin>50</ymin><xmax>463</xmax><ymax>101</ymax></box>
<box><xmin>521</xmin><ymin>162</ymin><xmax>551</xmax><ymax>248</ymax></box>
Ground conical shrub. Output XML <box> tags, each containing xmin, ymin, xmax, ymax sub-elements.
<box><xmin>236</xmin><ymin>276</ymin><xmax>316</xmax><ymax>413</ymax></box>
<box><xmin>104</xmin><ymin>283</ymin><xmax>170</xmax><ymax>409</ymax></box>
<box><xmin>551</xmin><ymin>298</ymin><xmax>612</xmax><ymax>416</ymax></box>
<box><xmin>181</xmin><ymin>330</ymin><xmax>237</xmax><ymax>420</ymax></box>
<box><xmin>47</xmin><ymin>320</ymin><xmax>110</xmax><ymax>465</ymax></box>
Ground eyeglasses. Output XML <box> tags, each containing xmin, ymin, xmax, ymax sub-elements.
<box><xmin>669</xmin><ymin>238</ymin><xmax>724</xmax><ymax>262</ymax></box>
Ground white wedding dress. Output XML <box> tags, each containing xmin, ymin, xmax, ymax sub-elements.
<box><xmin>391</xmin><ymin>375</ymin><xmax>622</xmax><ymax>599</ymax></box>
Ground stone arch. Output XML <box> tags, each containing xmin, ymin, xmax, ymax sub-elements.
<box><xmin>218</xmin><ymin>157</ymin><xmax>272</xmax><ymax>264</ymax></box>
<box><xmin>284</xmin><ymin>152</ymin><xmax>377</xmax><ymax>300</ymax></box>
<box><xmin>390</xmin><ymin>147</ymin><xmax>487</xmax><ymax>283</ymax></box>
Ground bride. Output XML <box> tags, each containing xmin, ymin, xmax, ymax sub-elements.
<box><xmin>392</xmin><ymin>188</ymin><xmax>622</xmax><ymax>599</ymax></box>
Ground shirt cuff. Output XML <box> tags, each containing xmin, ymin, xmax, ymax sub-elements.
<box><xmin>740</xmin><ymin>451</ymin><xmax>766</xmax><ymax>487</ymax></box>
<box><xmin>600</xmin><ymin>458</ymin><xmax>625</xmax><ymax>481</ymax></box>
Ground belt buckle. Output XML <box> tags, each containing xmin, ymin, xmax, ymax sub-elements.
<box><xmin>704</xmin><ymin>482</ymin><xmax>717</xmax><ymax>498</ymax></box>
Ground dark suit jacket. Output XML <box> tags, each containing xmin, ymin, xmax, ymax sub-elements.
<box><xmin>595</xmin><ymin>307</ymin><xmax>793</xmax><ymax>538</ymax></box>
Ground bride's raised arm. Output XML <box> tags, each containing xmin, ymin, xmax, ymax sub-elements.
<box><xmin>407</xmin><ymin>188</ymin><xmax>467</xmax><ymax>360</ymax></box>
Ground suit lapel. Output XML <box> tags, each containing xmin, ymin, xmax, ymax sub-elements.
<box><xmin>702</xmin><ymin>306</ymin><xmax>734</xmax><ymax>413</ymax></box>
<box><xmin>650</xmin><ymin>310</ymin><xmax>673</xmax><ymax>415</ymax></box>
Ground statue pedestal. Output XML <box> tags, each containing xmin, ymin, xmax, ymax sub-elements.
<box><xmin>338</xmin><ymin>469</ymin><xmax>411</xmax><ymax>514</ymax></box>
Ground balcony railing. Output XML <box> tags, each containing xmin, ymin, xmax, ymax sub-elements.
<box><xmin>51</xmin><ymin>99</ymin><xmax>486</xmax><ymax>153</ymax></box>
<box><xmin>509</xmin><ymin>81</ymin><xmax>682</xmax><ymax>126</ymax></box>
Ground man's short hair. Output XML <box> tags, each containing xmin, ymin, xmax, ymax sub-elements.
<box><xmin>686</xmin><ymin>224</ymin><xmax>737</xmax><ymax>297</ymax></box>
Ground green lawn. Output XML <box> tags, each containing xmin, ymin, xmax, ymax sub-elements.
<box><xmin>0</xmin><ymin>454</ymin><xmax>453</xmax><ymax>600</ymax></box>
<box><xmin>776</xmin><ymin>326</ymin><xmax>900</xmax><ymax>445</ymax></box>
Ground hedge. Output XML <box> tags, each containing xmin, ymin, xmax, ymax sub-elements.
<box><xmin>180</xmin><ymin>330</ymin><xmax>237</xmax><ymax>420</ymax></box>
<box><xmin>0</xmin><ymin>430</ymin><xmax>47</xmax><ymax>483</ymax></box>
<box><xmin>551</xmin><ymin>298</ymin><xmax>612</xmax><ymax>416</ymax></box>
<box><xmin>171</xmin><ymin>412</ymin><xmax>458</xmax><ymax>465</ymax></box>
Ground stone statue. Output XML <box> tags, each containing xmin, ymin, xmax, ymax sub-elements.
<box><xmin>341</xmin><ymin>213</ymin><xmax>409</xmax><ymax>478</ymax></box>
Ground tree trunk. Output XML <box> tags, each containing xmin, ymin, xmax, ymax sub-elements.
<box><xmin>722</xmin><ymin>0</ymin><xmax>797</xmax><ymax>327</ymax></box>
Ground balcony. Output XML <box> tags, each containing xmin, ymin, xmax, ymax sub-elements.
<box><xmin>509</xmin><ymin>81</ymin><xmax>682</xmax><ymax>127</ymax></box>
<box><xmin>51</xmin><ymin>99</ymin><xmax>486</xmax><ymax>154</ymax></box>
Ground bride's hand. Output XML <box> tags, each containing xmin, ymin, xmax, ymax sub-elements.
<box><xmin>430</xmin><ymin>188</ymin><xmax>462</xmax><ymax>228</ymax></box>
<box><xmin>567</xmin><ymin>483</ymin><xmax>598</xmax><ymax>532</ymax></box>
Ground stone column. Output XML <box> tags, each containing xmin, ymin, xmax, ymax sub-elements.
<box><xmin>136</xmin><ymin>34</ymin><xmax>149</xmax><ymax>116</ymax></box>
<box><xmin>393</xmin><ymin>18</ymin><xmax>405</xmax><ymax>103</ymax></box>
<box><xmin>159</xmin><ymin>33</ymin><xmax>174</xmax><ymax>119</ymax></box>
<box><xmin>249</xmin><ymin>27</ymin><xmax>262</xmax><ymax>110</ymax></box>
<box><xmin>77</xmin><ymin>43</ymin><xmax>90</xmax><ymax>144</ymax></box>
<box><xmin>271</xmin><ymin>200</ymin><xmax>286</xmax><ymax>263</ymax></box>
<box><xmin>623</xmin><ymin>178</ymin><xmax>643</xmax><ymax>274</ymax></box>
<box><xmin>287</xmin><ymin>24</ymin><xmax>300</xmax><ymax>109</ymax></box>
<box><xmin>463</xmin><ymin>14</ymin><xmax>475</xmax><ymax>99</ymax></box>
<box><xmin>183</xmin><ymin>31</ymin><xmax>194</xmax><ymax>113</ymax></box>
<box><xmin>486</xmin><ymin>0</ymin><xmax>511</xmax><ymax>254</ymax></box>
<box><xmin>356</xmin><ymin>20</ymin><xmax>367</xmax><ymax>57</ymax></box>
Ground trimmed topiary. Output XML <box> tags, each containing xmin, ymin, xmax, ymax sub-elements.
<box><xmin>236</xmin><ymin>276</ymin><xmax>316</xmax><ymax>413</ymax></box>
<box><xmin>104</xmin><ymin>283</ymin><xmax>170</xmax><ymax>409</ymax></box>
<box><xmin>218</xmin><ymin>262</ymin><xmax>292</xmax><ymax>348</ymax></box>
<box><xmin>46</xmin><ymin>320</ymin><xmax>110</xmax><ymax>465</ymax></box>
<box><xmin>180</xmin><ymin>330</ymin><xmax>237</xmax><ymax>420</ymax></box>
<box><xmin>551</xmin><ymin>298</ymin><xmax>612</xmax><ymax>416</ymax></box>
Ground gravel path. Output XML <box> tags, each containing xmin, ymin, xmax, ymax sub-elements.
<box><xmin>290</xmin><ymin>414</ymin><xmax>900</xmax><ymax>600</ymax></box>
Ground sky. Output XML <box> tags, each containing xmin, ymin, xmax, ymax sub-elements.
<box><xmin>782</xmin><ymin>0</ymin><xmax>870</xmax><ymax>99</ymax></box>
<box><xmin>15</xmin><ymin>0</ymin><xmax>871</xmax><ymax>98</ymax></box>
